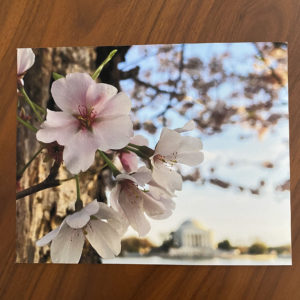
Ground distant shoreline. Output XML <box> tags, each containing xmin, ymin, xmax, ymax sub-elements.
<box><xmin>103</xmin><ymin>255</ymin><xmax>292</xmax><ymax>266</ymax></box>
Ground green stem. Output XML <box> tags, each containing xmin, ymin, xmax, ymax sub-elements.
<box><xmin>33</xmin><ymin>102</ymin><xmax>46</xmax><ymax>114</ymax></box>
<box><xmin>128</xmin><ymin>143</ymin><xmax>140</xmax><ymax>149</ymax></box>
<box><xmin>98</xmin><ymin>150</ymin><xmax>120</xmax><ymax>176</ymax></box>
<box><xmin>125</xmin><ymin>146</ymin><xmax>149</xmax><ymax>160</ymax></box>
<box><xmin>17</xmin><ymin>115</ymin><xmax>38</xmax><ymax>132</ymax></box>
<box><xmin>74</xmin><ymin>175</ymin><xmax>83</xmax><ymax>211</ymax></box>
<box><xmin>91</xmin><ymin>49</ymin><xmax>117</xmax><ymax>80</ymax></box>
<box><xmin>53</xmin><ymin>72</ymin><xmax>64</xmax><ymax>80</ymax></box>
<box><xmin>17</xmin><ymin>146</ymin><xmax>44</xmax><ymax>179</ymax></box>
<box><xmin>128</xmin><ymin>143</ymin><xmax>155</xmax><ymax>157</ymax></box>
<box><xmin>19</xmin><ymin>86</ymin><xmax>43</xmax><ymax>122</ymax></box>
<box><xmin>75</xmin><ymin>175</ymin><xmax>81</xmax><ymax>200</ymax></box>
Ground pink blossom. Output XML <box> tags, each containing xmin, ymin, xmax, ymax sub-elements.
<box><xmin>119</xmin><ymin>151</ymin><xmax>138</xmax><ymax>173</ymax></box>
<box><xmin>154</xmin><ymin>121</ymin><xmax>203</xmax><ymax>166</ymax></box>
<box><xmin>150</xmin><ymin>160</ymin><xmax>183</xmax><ymax>196</ymax></box>
<box><xmin>36</xmin><ymin>200</ymin><xmax>126</xmax><ymax>263</ymax></box>
<box><xmin>110</xmin><ymin>166</ymin><xmax>174</xmax><ymax>236</ymax></box>
<box><xmin>151</xmin><ymin>121</ymin><xmax>204</xmax><ymax>194</ymax></box>
<box><xmin>17</xmin><ymin>48</ymin><xmax>35</xmax><ymax>76</ymax></box>
<box><xmin>118</xmin><ymin>135</ymin><xmax>148</xmax><ymax>172</ymax></box>
<box><xmin>36</xmin><ymin>73</ymin><xmax>133</xmax><ymax>174</ymax></box>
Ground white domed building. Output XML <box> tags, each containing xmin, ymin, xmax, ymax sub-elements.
<box><xmin>169</xmin><ymin>220</ymin><xmax>215</xmax><ymax>258</ymax></box>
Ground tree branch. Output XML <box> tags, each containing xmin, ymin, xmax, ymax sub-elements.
<box><xmin>132</xmin><ymin>77</ymin><xmax>184</xmax><ymax>98</ymax></box>
<box><xmin>254</xmin><ymin>43</ymin><xmax>284</xmax><ymax>86</ymax></box>
<box><xmin>156</xmin><ymin>44</ymin><xmax>185</xmax><ymax>124</ymax></box>
<box><xmin>16</xmin><ymin>160</ymin><xmax>61</xmax><ymax>200</ymax></box>
<box><xmin>121</xmin><ymin>66</ymin><xmax>184</xmax><ymax>99</ymax></box>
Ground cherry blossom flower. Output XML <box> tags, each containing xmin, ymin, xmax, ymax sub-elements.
<box><xmin>147</xmin><ymin>185</ymin><xmax>175</xmax><ymax>220</ymax></box>
<box><xmin>110</xmin><ymin>166</ymin><xmax>174</xmax><ymax>236</ymax></box>
<box><xmin>17</xmin><ymin>48</ymin><xmax>35</xmax><ymax>78</ymax></box>
<box><xmin>36</xmin><ymin>200</ymin><xmax>126</xmax><ymax>263</ymax></box>
<box><xmin>151</xmin><ymin>121</ymin><xmax>204</xmax><ymax>194</ymax></box>
<box><xmin>36</xmin><ymin>73</ymin><xmax>133</xmax><ymax>174</ymax></box>
<box><xmin>150</xmin><ymin>161</ymin><xmax>182</xmax><ymax>196</ymax></box>
<box><xmin>118</xmin><ymin>135</ymin><xmax>148</xmax><ymax>172</ymax></box>
<box><xmin>154</xmin><ymin>120</ymin><xmax>203</xmax><ymax>166</ymax></box>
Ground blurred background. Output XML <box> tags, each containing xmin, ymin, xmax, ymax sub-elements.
<box><xmin>17</xmin><ymin>42</ymin><xmax>290</xmax><ymax>264</ymax></box>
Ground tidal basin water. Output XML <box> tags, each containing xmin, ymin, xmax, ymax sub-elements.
<box><xmin>103</xmin><ymin>256</ymin><xmax>292</xmax><ymax>266</ymax></box>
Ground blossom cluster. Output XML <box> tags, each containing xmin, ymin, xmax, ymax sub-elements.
<box><xmin>17</xmin><ymin>48</ymin><xmax>204</xmax><ymax>263</ymax></box>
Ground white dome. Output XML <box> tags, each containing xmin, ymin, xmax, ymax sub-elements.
<box><xmin>180</xmin><ymin>219</ymin><xmax>207</xmax><ymax>230</ymax></box>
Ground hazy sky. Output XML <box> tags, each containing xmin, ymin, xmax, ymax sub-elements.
<box><xmin>123</xmin><ymin>119</ymin><xmax>290</xmax><ymax>247</ymax></box>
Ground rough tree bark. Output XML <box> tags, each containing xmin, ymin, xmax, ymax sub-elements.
<box><xmin>16</xmin><ymin>47</ymin><xmax>129</xmax><ymax>263</ymax></box>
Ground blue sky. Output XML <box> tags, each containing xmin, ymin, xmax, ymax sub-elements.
<box><xmin>117</xmin><ymin>43</ymin><xmax>290</xmax><ymax>247</ymax></box>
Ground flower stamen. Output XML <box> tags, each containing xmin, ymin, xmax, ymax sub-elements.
<box><xmin>76</xmin><ymin>105</ymin><xmax>97</xmax><ymax>131</ymax></box>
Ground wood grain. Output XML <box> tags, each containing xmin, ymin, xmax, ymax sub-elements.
<box><xmin>1</xmin><ymin>0</ymin><xmax>300</xmax><ymax>299</ymax></box>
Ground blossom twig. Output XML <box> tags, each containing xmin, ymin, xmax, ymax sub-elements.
<box><xmin>92</xmin><ymin>49</ymin><xmax>117</xmax><ymax>80</ymax></box>
<box><xmin>19</xmin><ymin>86</ymin><xmax>43</xmax><ymax>121</ymax></box>
<box><xmin>32</xmin><ymin>102</ymin><xmax>46</xmax><ymax>114</ymax></box>
<box><xmin>127</xmin><ymin>143</ymin><xmax>154</xmax><ymax>156</ymax></box>
<box><xmin>98</xmin><ymin>150</ymin><xmax>120</xmax><ymax>176</ymax></box>
<box><xmin>17</xmin><ymin>115</ymin><xmax>38</xmax><ymax>132</ymax></box>
<box><xmin>74</xmin><ymin>175</ymin><xmax>83</xmax><ymax>210</ymax></box>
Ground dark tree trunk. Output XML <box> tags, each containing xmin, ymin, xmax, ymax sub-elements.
<box><xmin>17</xmin><ymin>47</ymin><xmax>97</xmax><ymax>263</ymax></box>
<box><xmin>16</xmin><ymin>46</ymin><xmax>130</xmax><ymax>263</ymax></box>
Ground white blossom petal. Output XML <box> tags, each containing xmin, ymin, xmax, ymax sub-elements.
<box><xmin>149</xmin><ymin>209</ymin><xmax>173</xmax><ymax>220</ymax></box>
<box><xmin>95</xmin><ymin>92</ymin><xmax>131</xmax><ymax>117</ymax></box>
<box><xmin>142</xmin><ymin>191</ymin><xmax>168</xmax><ymax>218</ymax></box>
<box><xmin>17</xmin><ymin>48</ymin><xmax>35</xmax><ymax>75</ymax></box>
<box><xmin>174</xmin><ymin>120</ymin><xmax>195</xmax><ymax>133</ymax></box>
<box><xmin>154</xmin><ymin>128</ymin><xmax>181</xmax><ymax>156</ymax></box>
<box><xmin>130</xmin><ymin>166</ymin><xmax>152</xmax><ymax>186</ymax></box>
<box><xmin>175</xmin><ymin>151</ymin><xmax>204</xmax><ymax>166</ymax></box>
<box><xmin>85</xmin><ymin>219</ymin><xmax>121</xmax><ymax>258</ymax></box>
<box><xmin>110</xmin><ymin>184</ymin><xmax>122</xmax><ymax>211</ymax></box>
<box><xmin>177</xmin><ymin>135</ymin><xmax>203</xmax><ymax>152</ymax></box>
<box><xmin>65</xmin><ymin>209</ymin><xmax>91</xmax><ymax>229</ymax></box>
<box><xmin>115</xmin><ymin>173</ymin><xmax>137</xmax><ymax>184</ymax></box>
<box><xmin>36</xmin><ymin>226</ymin><xmax>61</xmax><ymax>247</ymax></box>
<box><xmin>119</xmin><ymin>187</ymin><xmax>150</xmax><ymax>237</ymax></box>
<box><xmin>62</xmin><ymin>130</ymin><xmax>100</xmax><ymax>174</ymax></box>
<box><xmin>83</xmin><ymin>199</ymin><xmax>100</xmax><ymax>216</ymax></box>
<box><xmin>86</xmin><ymin>82</ymin><xmax>118</xmax><ymax>109</ymax></box>
<box><xmin>51</xmin><ymin>73</ymin><xmax>94</xmax><ymax>114</ymax></box>
<box><xmin>130</xmin><ymin>135</ymin><xmax>149</xmax><ymax>146</ymax></box>
<box><xmin>95</xmin><ymin>202</ymin><xmax>128</xmax><ymax>235</ymax></box>
<box><xmin>147</xmin><ymin>189</ymin><xmax>176</xmax><ymax>220</ymax></box>
<box><xmin>148</xmin><ymin>179</ymin><xmax>175</xmax><ymax>198</ymax></box>
<box><xmin>93</xmin><ymin>115</ymin><xmax>133</xmax><ymax>151</ymax></box>
<box><xmin>50</xmin><ymin>222</ymin><xmax>85</xmax><ymax>264</ymax></box>
<box><xmin>152</xmin><ymin>162</ymin><xmax>182</xmax><ymax>193</ymax></box>
<box><xmin>36</xmin><ymin>110</ymin><xmax>78</xmax><ymax>145</ymax></box>
<box><xmin>109</xmin><ymin>200</ymin><xmax>129</xmax><ymax>236</ymax></box>
<box><xmin>173</xmin><ymin>136</ymin><xmax>203</xmax><ymax>166</ymax></box>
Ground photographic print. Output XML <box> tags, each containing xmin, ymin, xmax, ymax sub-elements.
<box><xmin>16</xmin><ymin>43</ymin><xmax>291</xmax><ymax>265</ymax></box>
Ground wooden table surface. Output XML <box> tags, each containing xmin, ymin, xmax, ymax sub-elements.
<box><xmin>1</xmin><ymin>0</ymin><xmax>299</xmax><ymax>299</ymax></box>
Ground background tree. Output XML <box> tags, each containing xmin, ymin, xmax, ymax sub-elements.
<box><xmin>217</xmin><ymin>240</ymin><xmax>233</xmax><ymax>251</ymax></box>
<box><xmin>248</xmin><ymin>242</ymin><xmax>268</xmax><ymax>254</ymax></box>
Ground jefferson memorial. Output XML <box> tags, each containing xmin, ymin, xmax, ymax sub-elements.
<box><xmin>169</xmin><ymin>219</ymin><xmax>215</xmax><ymax>258</ymax></box>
